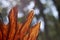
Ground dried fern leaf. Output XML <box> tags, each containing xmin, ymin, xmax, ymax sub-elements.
<box><xmin>14</xmin><ymin>23</ymin><xmax>22</xmax><ymax>40</ymax></box>
<box><xmin>0</xmin><ymin>6</ymin><xmax>40</xmax><ymax>40</ymax></box>
<box><xmin>2</xmin><ymin>24</ymin><xmax>8</xmax><ymax>40</ymax></box>
<box><xmin>23</xmin><ymin>33</ymin><xmax>29</xmax><ymax>40</ymax></box>
<box><xmin>0</xmin><ymin>30</ymin><xmax>2</xmax><ymax>40</ymax></box>
<box><xmin>7</xmin><ymin>6</ymin><xmax>18</xmax><ymax>40</ymax></box>
<box><xmin>19</xmin><ymin>11</ymin><xmax>34</xmax><ymax>40</ymax></box>
<box><xmin>28</xmin><ymin>22</ymin><xmax>40</xmax><ymax>40</ymax></box>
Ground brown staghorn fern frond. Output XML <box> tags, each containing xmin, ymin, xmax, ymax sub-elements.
<box><xmin>0</xmin><ymin>6</ymin><xmax>40</xmax><ymax>40</ymax></box>
<box><xmin>7</xmin><ymin>6</ymin><xmax>18</xmax><ymax>40</ymax></box>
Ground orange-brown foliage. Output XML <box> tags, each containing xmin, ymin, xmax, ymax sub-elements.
<box><xmin>0</xmin><ymin>6</ymin><xmax>40</xmax><ymax>40</ymax></box>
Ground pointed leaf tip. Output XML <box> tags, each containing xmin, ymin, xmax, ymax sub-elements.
<box><xmin>28</xmin><ymin>22</ymin><xmax>40</xmax><ymax>40</ymax></box>
<box><xmin>19</xmin><ymin>10</ymin><xmax>34</xmax><ymax>39</ymax></box>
